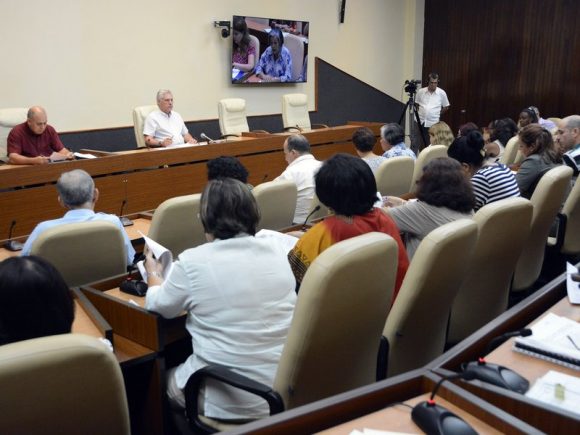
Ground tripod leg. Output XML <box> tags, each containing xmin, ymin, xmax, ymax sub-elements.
<box><xmin>398</xmin><ymin>101</ymin><xmax>411</xmax><ymax>126</ymax></box>
<box><xmin>412</xmin><ymin>106</ymin><xmax>428</xmax><ymax>150</ymax></box>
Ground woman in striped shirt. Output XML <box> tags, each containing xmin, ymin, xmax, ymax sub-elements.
<box><xmin>448</xmin><ymin>131</ymin><xmax>520</xmax><ymax>211</ymax></box>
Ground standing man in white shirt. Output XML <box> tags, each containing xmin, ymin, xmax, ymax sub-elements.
<box><xmin>413</xmin><ymin>73</ymin><xmax>450</xmax><ymax>153</ymax></box>
<box><xmin>275</xmin><ymin>134</ymin><xmax>322</xmax><ymax>224</ymax></box>
<box><xmin>143</xmin><ymin>89</ymin><xmax>197</xmax><ymax>147</ymax></box>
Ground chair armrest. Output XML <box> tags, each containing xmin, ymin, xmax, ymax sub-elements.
<box><xmin>251</xmin><ymin>129</ymin><xmax>270</xmax><ymax>134</ymax></box>
<box><xmin>376</xmin><ymin>336</ymin><xmax>389</xmax><ymax>381</ymax></box>
<box><xmin>219</xmin><ymin>134</ymin><xmax>241</xmax><ymax>139</ymax></box>
<box><xmin>283</xmin><ymin>126</ymin><xmax>302</xmax><ymax>133</ymax></box>
<box><xmin>184</xmin><ymin>364</ymin><xmax>285</xmax><ymax>433</ymax></box>
<box><xmin>312</xmin><ymin>123</ymin><xmax>329</xmax><ymax>129</ymax></box>
<box><xmin>552</xmin><ymin>212</ymin><xmax>567</xmax><ymax>251</ymax></box>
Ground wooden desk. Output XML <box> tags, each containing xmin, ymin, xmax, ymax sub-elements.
<box><xmin>431</xmin><ymin>271</ymin><xmax>580</xmax><ymax>433</ymax></box>
<box><xmin>0</xmin><ymin>124</ymin><xmax>380</xmax><ymax>240</ymax></box>
<box><xmin>226</xmin><ymin>371</ymin><xmax>539</xmax><ymax>434</ymax></box>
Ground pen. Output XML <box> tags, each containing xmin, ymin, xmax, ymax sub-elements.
<box><xmin>566</xmin><ymin>335</ymin><xmax>580</xmax><ymax>351</ymax></box>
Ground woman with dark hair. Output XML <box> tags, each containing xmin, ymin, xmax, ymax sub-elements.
<box><xmin>457</xmin><ymin>122</ymin><xmax>479</xmax><ymax>138</ymax></box>
<box><xmin>516</xmin><ymin>124</ymin><xmax>561</xmax><ymax>198</ymax></box>
<box><xmin>448</xmin><ymin>130</ymin><xmax>520</xmax><ymax>211</ymax></box>
<box><xmin>0</xmin><ymin>256</ymin><xmax>74</xmax><ymax>345</ymax></box>
<box><xmin>518</xmin><ymin>107</ymin><xmax>539</xmax><ymax>130</ymax></box>
<box><xmin>288</xmin><ymin>153</ymin><xmax>409</xmax><ymax>300</ymax></box>
<box><xmin>352</xmin><ymin>127</ymin><xmax>386</xmax><ymax>174</ymax></box>
<box><xmin>255</xmin><ymin>27</ymin><xmax>292</xmax><ymax>82</ymax></box>
<box><xmin>207</xmin><ymin>156</ymin><xmax>250</xmax><ymax>185</ymax></box>
<box><xmin>232</xmin><ymin>16</ymin><xmax>256</xmax><ymax>72</ymax></box>
<box><xmin>484</xmin><ymin>118</ymin><xmax>518</xmax><ymax>165</ymax></box>
<box><xmin>144</xmin><ymin>178</ymin><xmax>296</xmax><ymax>419</ymax></box>
<box><xmin>384</xmin><ymin>158</ymin><xmax>475</xmax><ymax>258</ymax></box>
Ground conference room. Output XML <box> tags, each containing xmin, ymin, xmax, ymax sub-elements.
<box><xmin>1</xmin><ymin>0</ymin><xmax>579</xmax><ymax>434</ymax></box>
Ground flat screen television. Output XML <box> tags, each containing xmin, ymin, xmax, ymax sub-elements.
<box><xmin>231</xmin><ymin>15</ymin><xmax>309</xmax><ymax>84</ymax></box>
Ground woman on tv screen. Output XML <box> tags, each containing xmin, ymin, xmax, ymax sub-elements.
<box><xmin>232</xmin><ymin>17</ymin><xmax>256</xmax><ymax>73</ymax></box>
<box><xmin>255</xmin><ymin>28</ymin><xmax>292</xmax><ymax>82</ymax></box>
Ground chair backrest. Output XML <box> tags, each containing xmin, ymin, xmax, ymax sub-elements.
<box><xmin>375</xmin><ymin>156</ymin><xmax>415</xmax><ymax>197</ymax></box>
<box><xmin>560</xmin><ymin>179</ymin><xmax>580</xmax><ymax>255</ymax></box>
<box><xmin>512</xmin><ymin>165</ymin><xmax>573</xmax><ymax>291</ymax></box>
<box><xmin>218</xmin><ymin>98</ymin><xmax>250</xmax><ymax>137</ymax></box>
<box><xmin>382</xmin><ymin>219</ymin><xmax>478</xmax><ymax>377</ymax></box>
<box><xmin>500</xmin><ymin>136</ymin><xmax>520</xmax><ymax>165</ymax></box>
<box><xmin>30</xmin><ymin>221</ymin><xmax>128</xmax><ymax>287</ymax></box>
<box><xmin>274</xmin><ymin>232</ymin><xmax>398</xmax><ymax>409</ymax></box>
<box><xmin>281</xmin><ymin>93</ymin><xmax>311</xmax><ymax>130</ymax></box>
<box><xmin>0</xmin><ymin>334</ymin><xmax>130</xmax><ymax>435</ymax></box>
<box><xmin>283</xmin><ymin>34</ymin><xmax>304</xmax><ymax>82</ymax></box>
<box><xmin>409</xmin><ymin>145</ymin><xmax>447</xmax><ymax>192</ymax></box>
<box><xmin>0</xmin><ymin>107</ymin><xmax>28</xmax><ymax>158</ymax></box>
<box><xmin>148</xmin><ymin>194</ymin><xmax>206</xmax><ymax>257</ymax></box>
<box><xmin>132</xmin><ymin>105</ymin><xmax>157</xmax><ymax>148</ymax></box>
<box><xmin>447</xmin><ymin>198</ymin><xmax>533</xmax><ymax>345</ymax></box>
<box><xmin>252</xmin><ymin>179</ymin><xmax>297</xmax><ymax>230</ymax></box>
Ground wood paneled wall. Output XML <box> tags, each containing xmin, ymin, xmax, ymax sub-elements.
<box><xmin>422</xmin><ymin>0</ymin><xmax>580</xmax><ymax>132</ymax></box>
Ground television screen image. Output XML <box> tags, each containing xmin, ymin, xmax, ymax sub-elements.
<box><xmin>231</xmin><ymin>15</ymin><xmax>309</xmax><ymax>84</ymax></box>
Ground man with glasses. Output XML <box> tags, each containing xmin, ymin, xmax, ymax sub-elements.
<box><xmin>413</xmin><ymin>73</ymin><xmax>450</xmax><ymax>153</ymax></box>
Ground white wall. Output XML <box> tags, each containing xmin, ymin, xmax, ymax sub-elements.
<box><xmin>0</xmin><ymin>0</ymin><xmax>424</xmax><ymax>131</ymax></box>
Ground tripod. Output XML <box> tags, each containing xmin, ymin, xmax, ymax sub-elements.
<box><xmin>398</xmin><ymin>92</ymin><xmax>427</xmax><ymax>151</ymax></box>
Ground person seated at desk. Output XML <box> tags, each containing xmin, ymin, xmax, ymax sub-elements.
<box><xmin>288</xmin><ymin>153</ymin><xmax>409</xmax><ymax>302</ymax></box>
<box><xmin>255</xmin><ymin>28</ymin><xmax>292</xmax><ymax>83</ymax></box>
<box><xmin>207</xmin><ymin>155</ymin><xmax>253</xmax><ymax>188</ymax></box>
<box><xmin>352</xmin><ymin>127</ymin><xmax>386</xmax><ymax>174</ymax></box>
<box><xmin>7</xmin><ymin>106</ymin><xmax>74</xmax><ymax>165</ymax></box>
<box><xmin>274</xmin><ymin>134</ymin><xmax>322</xmax><ymax>224</ymax></box>
<box><xmin>144</xmin><ymin>178</ymin><xmax>296</xmax><ymax>419</ymax></box>
<box><xmin>232</xmin><ymin>16</ymin><xmax>256</xmax><ymax>73</ymax></box>
<box><xmin>383</xmin><ymin>157</ymin><xmax>475</xmax><ymax>259</ymax></box>
<box><xmin>0</xmin><ymin>256</ymin><xmax>74</xmax><ymax>345</ymax></box>
<box><xmin>21</xmin><ymin>169</ymin><xmax>136</xmax><ymax>265</ymax></box>
<box><xmin>143</xmin><ymin>89</ymin><xmax>197</xmax><ymax>147</ymax></box>
<box><xmin>380</xmin><ymin>123</ymin><xmax>417</xmax><ymax>160</ymax></box>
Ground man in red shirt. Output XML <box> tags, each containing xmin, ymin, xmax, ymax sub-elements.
<box><xmin>7</xmin><ymin>106</ymin><xmax>73</xmax><ymax>165</ymax></box>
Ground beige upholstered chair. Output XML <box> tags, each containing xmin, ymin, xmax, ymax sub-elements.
<box><xmin>283</xmin><ymin>33</ymin><xmax>304</xmax><ymax>82</ymax></box>
<box><xmin>184</xmin><ymin>232</ymin><xmax>399</xmax><ymax>433</ymax></box>
<box><xmin>409</xmin><ymin>145</ymin><xmax>447</xmax><ymax>192</ymax></box>
<box><xmin>218</xmin><ymin>98</ymin><xmax>250</xmax><ymax>137</ymax></box>
<box><xmin>0</xmin><ymin>334</ymin><xmax>130</xmax><ymax>435</ymax></box>
<box><xmin>30</xmin><ymin>221</ymin><xmax>128</xmax><ymax>287</ymax></box>
<box><xmin>375</xmin><ymin>156</ymin><xmax>415</xmax><ymax>197</ymax></box>
<box><xmin>500</xmin><ymin>136</ymin><xmax>520</xmax><ymax>166</ymax></box>
<box><xmin>281</xmin><ymin>93</ymin><xmax>328</xmax><ymax>132</ymax></box>
<box><xmin>548</xmin><ymin>177</ymin><xmax>580</xmax><ymax>257</ymax></box>
<box><xmin>381</xmin><ymin>219</ymin><xmax>478</xmax><ymax>377</ymax></box>
<box><xmin>447</xmin><ymin>198</ymin><xmax>533</xmax><ymax>346</ymax></box>
<box><xmin>307</xmin><ymin>194</ymin><xmax>332</xmax><ymax>222</ymax></box>
<box><xmin>0</xmin><ymin>107</ymin><xmax>28</xmax><ymax>160</ymax></box>
<box><xmin>132</xmin><ymin>105</ymin><xmax>157</xmax><ymax>148</ymax></box>
<box><xmin>512</xmin><ymin>166</ymin><xmax>573</xmax><ymax>292</ymax></box>
<box><xmin>148</xmin><ymin>194</ymin><xmax>206</xmax><ymax>257</ymax></box>
<box><xmin>252</xmin><ymin>179</ymin><xmax>297</xmax><ymax>230</ymax></box>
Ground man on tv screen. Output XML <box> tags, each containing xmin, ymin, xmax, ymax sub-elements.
<box><xmin>255</xmin><ymin>28</ymin><xmax>292</xmax><ymax>83</ymax></box>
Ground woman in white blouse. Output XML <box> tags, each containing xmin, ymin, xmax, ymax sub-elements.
<box><xmin>144</xmin><ymin>178</ymin><xmax>296</xmax><ymax>420</ymax></box>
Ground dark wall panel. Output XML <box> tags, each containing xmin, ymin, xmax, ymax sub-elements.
<box><xmin>60</xmin><ymin>58</ymin><xmax>403</xmax><ymax>152</ymax></box>
<box><xmin>422</xmin><ymin>0</ymin><xmax>580</xmax><ymax>131</ymax></box>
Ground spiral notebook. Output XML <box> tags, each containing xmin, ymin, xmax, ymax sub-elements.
<box><xmin>513</xmin><ymin>312</ymin><xmax>580</xmax><ymax>370</ymax></box>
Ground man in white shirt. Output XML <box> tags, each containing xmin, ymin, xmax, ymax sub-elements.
<box><xmin>275</xmin><ymin>134</ymin><xmax>322</xmax><ymax>223</ymax></box>
<box><xmin>143</xmin><ymin>89</ymin><xmax>197</xmax><ymax>147</ymax></box>
<box><xmin>413</xmin><ymin>73</ymin><xmax>450</xmax><ymax>153</ymax></box>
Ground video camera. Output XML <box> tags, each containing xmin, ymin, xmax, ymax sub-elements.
<box><xmin>404</xmin><ymin>79</ymin><xmax>422</xmax><ymax>95</ymax></box>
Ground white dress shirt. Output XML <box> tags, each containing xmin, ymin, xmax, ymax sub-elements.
<box><xmin>275</xmin><ymin>153</ymin><xmax>322</xmax><ymax>223</ymax></box>
<box><xmin>145</xmin><ymin>234</ymin><xmax>296</xmax><ymax>419</ymax></box>
<box><xmin>143</xmin><ymin>110</ymin><xmax>189</xmax><ymax>144</ymax></box>
<box><xmin>415</xmin><ymin>87</ymin><xmax>450</xmax><ymax>127</ymax></box>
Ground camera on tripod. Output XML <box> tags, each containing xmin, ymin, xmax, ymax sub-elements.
<box><xmin>404</xmin><ymin>79</ymin><xmax>422</xmax><ymax>95</ymax></box>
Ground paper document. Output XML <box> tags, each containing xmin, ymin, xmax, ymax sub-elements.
<box><xmin>136</xmin><ymin>232</ymin><xmax>173</xmax><ymax>281</ymax></box>
<box><xmin>526</xmin><ymin>370</ymin><xmax>580</xmax><ymax>416</ymax></box>
<box><xmin>73</xmin><ymin>152</ymin><xmax>97</xmax><ymax>159</ymax></box>
<box><xmin>566</xmin><ymin>262</ymin><xmax>580</xmax><ymax>304</ymax></box>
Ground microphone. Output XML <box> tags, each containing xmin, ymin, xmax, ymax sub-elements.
<box><xmin>200</xmin><ymin>133</ymin><xmax>215</xmax><ymax>144</ymax></box>
<box><xmin>461</xmin><ymin>329</ymin><xmax>531</xmax><ymax>393</ymax></box>
<box><xmin>4</xmin><ymin>220</ymin><xmax>24</xmax><ymax>251</ymax></box>
<box><xmin>119</xmin><ymin>200</ymin><xmax>134</xmax><ymax>227</ymax></box>
<box><xmin>411</xmin><ymin>372</ymin><xmax>477</xmax><ymax>435</ymax></box>
<box><xmin>301</xmin><ymin>205</ymin><xmax>321</xmax><ymax>230</ymax></box>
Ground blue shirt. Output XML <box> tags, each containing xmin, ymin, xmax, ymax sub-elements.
<box><xmin>255</xmin><ymin>46</ymin><xmax>292</xmax><ymax>82</ymax></box>
<box><xmin>22</xmin><ymin>209</ymin><xmax>136</xmax><ymax>264</ymax></box>
<box><xmin>382</xmin><ymin>143</ymin><xmax>417</xmax><ymax>160</ymax></box>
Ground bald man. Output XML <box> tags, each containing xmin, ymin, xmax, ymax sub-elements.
<box><xmin>7</xmin><ymin>106</ymin><xmax>73</xmax><ymax>165</ymax></box>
